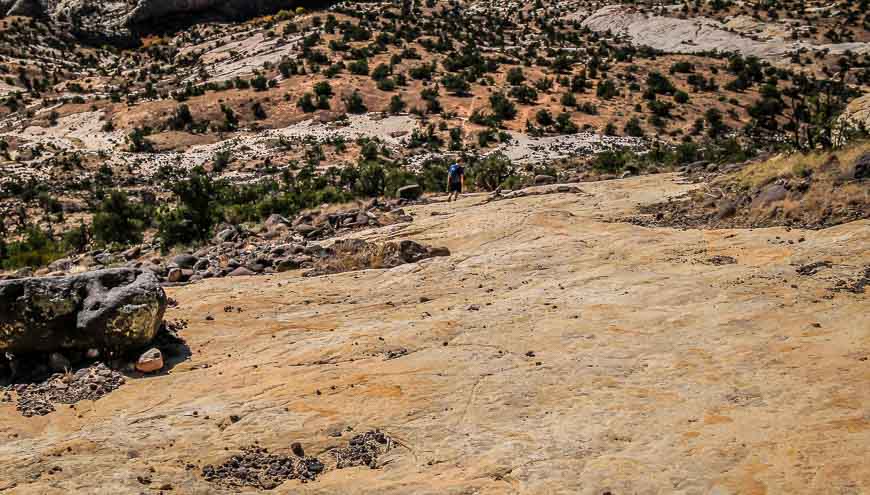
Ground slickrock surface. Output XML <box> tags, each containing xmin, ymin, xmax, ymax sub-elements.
<box><xmin>582</xmin><ymin>5</ymin><xmax>870</xmax><ymax>63</ymax></box>
<box><xmin>1</xmin><ymin>174</ymin><xmax>868</xmax><ymax>494</ymax></box>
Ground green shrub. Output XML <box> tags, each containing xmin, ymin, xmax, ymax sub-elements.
<box><xmin>127</xmin><ymin>127</ymin><xmax>154</xmax><ymax>152</ymax></box>
<box><xmin>92</xmin><ymin>191</ymin><xmax>149</xmax><ymax>246</ymax></box>
<box><xmin>344</xmin><ymin>90</ymin><xmax>367</xmax><ymax>114</ymax></box>
<box><xmin>506</xmin><ymin>67</ymin><xmax>525</xmax><ymax>85</ymax></box>
<box><xmin>0</xmin><ymin>227</ymin><xmax>67</xmax><ymax>270</ymax></box>
<box><xmin>596</xmin><ymin>79</ymin><xmax>618</xmax><ymax>100</ymax></box>
<box><xmin>489</xmin><ymin>92</ymin><xmax>517</xmax><ymax>121</ymax></box>
<box><xmin>624</xmin><ymin>117</ymin><xmax>644</xmax><ymax>137</ymax></box>
<box><xmin>674</xmin><ymin>90</ymin><xmax>690</xmax><ymax>104</ymax></box>
<box><xmin>349</xmin><ymin>59</ymin><xmax>370</xmax><ymax>76</ymax></box>
<box><xmin>297</xmin><ymin>93</ymin><xmax>316</xmax><ymax>112</ymax></box>
<box><xmin>591</xmin><ymin>150</ymin><xmax>628</xmax><ymax>173</ymax></box>
<box><xmin>469</xmin><ymin>152</ymin><xmax>515</xmax><ymax>190</ymax></box>
<box><xmin>389</xmin><ymin>94</ymin><xmax>406</xmax><ymax>113</ymax></box>
<box><xmin>535</xmin><ymin>109</ymin><xmax>554</xmax><ymax>126</ymax></box>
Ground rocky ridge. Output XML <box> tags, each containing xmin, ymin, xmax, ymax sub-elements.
<box><xmin>0</xmin><ymin>0</ymin><xmax>294</xmax><ymax>41</ymax></box>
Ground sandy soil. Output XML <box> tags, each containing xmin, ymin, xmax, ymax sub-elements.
<box><xmin>1</xmin><ymin>174</ymin><xmax>868</xmax><ymax>494</ymax></box>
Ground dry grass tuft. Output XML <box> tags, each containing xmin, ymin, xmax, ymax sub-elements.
<box><xmin>731</xmin><ymin>141</ymin><xmax>870</xmax><ymax>191</ymax></box>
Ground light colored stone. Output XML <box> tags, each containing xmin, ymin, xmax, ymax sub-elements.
<box><xmin>135</xmin><ymin>348</ymin><xmax>163</xmax><ymax>374</ymax></box>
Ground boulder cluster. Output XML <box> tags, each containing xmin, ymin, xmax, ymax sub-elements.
<box><xmin>5</xmin><ymin>199</ymin><xmax>416</xmax><ymax>284</ymax></box>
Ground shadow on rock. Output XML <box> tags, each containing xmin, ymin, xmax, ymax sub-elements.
<box><xmin>0</xmin><ymin>319</ymin><xmax>191</xmax><ymax>417</ymax></box>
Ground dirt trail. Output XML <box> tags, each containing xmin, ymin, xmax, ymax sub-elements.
<box><xmin>1</xmin><ymin>174</ymin><xmax>868</xmax><ymax>494</ymax></box>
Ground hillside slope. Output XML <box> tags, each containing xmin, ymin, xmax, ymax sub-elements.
<box><xmin>1</xmin><ymin>174</ymin><xmax>868</xmax><ymax>494</ymax></box>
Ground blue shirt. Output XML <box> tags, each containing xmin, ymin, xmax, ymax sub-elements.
<box><xmin>448</xmin><ymin>164</ymin><xmax>464</xmax><ymax>184</ymax></box>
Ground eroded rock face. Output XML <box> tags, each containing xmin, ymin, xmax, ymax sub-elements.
<box><xmin>0</xmin><ymin>268</ymin><xmax>166</xmax><ymax>354</ymax></box>
<box><xmin>1</xmin><ymin>0</ymin><xmax>293</xmax><ymax>40</ymax></box>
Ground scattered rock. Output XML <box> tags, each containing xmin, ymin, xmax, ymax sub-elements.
<box><xmin>715</xmin><ymin>200</ymin><xmax>737</xmax><ymax>220</ymax></box>
<box><xmin>167</xmin><ymin>268</ymin><xmax>185</xmax><ymax>283</ymax></box>
<box><xmin>383</xmin><ymin>348</ymin><xmax>409</xmax><ymax>360</ymax></box>
<box><xmin>275</xmin><ymin>258</ymin><xmax>301</xmax><ymax>272</ymax></box>
<box><xmin>797</xmin><ymin>261</ymin><xmax>832</xmax><ymax>276</ymax></box>
<box><xmin>303</xmin><ymin>239</ymin><xmax>450</xmax><ymax>277</ymax></box>
<box><xmin>329</xmin><ymin>430</ymin><xmax>394</xmax><ymax>469</ymax></box>
<box><xmin>6</xmin><ymin>363</ymin><xmax>125</xmax><ymax>417</ymax></box>
<box><xmin>228</xmin><ymin>267</ymin><xmax>256</xmax><ymax>277</ymax></box>
<box><xmin>707</xmin><ymin>255</ymin><xmax>737</xmax><ymax>266</ymax></box>
<box><xmin>830</xmin><ymin>266</ymin><xmax>870</xmax><ymax>294</ymax></box>
<box><xmin>265</xmin><ymin>214</ymin><xmax>290</xmax><ymax>229</ymax></box>
<box><xmin>122</xmin><ymin>246</ymin><xmax>141</xmax><ymax>260</ymax></box>
<box><xmin>202</xmin><ymin>446</ymin><xmax>324</xmax><ymax>490</ymax></box>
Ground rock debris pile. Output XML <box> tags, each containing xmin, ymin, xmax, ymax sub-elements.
<box><xmin>202</xmin><ymin>446</ymin><xmax>325</xmax><ymax>490</ymax></box>
<box><xmin>202</xmin><ymin>430</ymin><xmax>394</xmax><ymax>490</ymax></box>
<box><xmin>2</xmin><ymin>363</ymin><xmax>125</xmax><ymax>417</ymax></box>
<box><xmin>7</xmin><ymin>199</ymin><xmax>420</xmax><ymax>284</ymax></box>
<box><xmin>329</xmin><ymin>430</ymin><xmax>394</xmax><ymax>469</ymax></box>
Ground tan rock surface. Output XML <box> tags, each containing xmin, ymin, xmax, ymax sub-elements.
<box><xmin>1</xmin><ymin>175</ymin><xmax>869</xmax><ymax>494</ymax></box>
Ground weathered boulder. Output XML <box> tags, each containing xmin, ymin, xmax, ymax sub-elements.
<box><xmin>751</xmin><ymin>184</ymin><xmax>787</xmax><ymax>209</ymax></box>
<box><xmin>715</xmin><ymin>200</ymin><xmax>738</xmax><ymax>220</ymax></box>
<box><xmin>397</xmin><ymin>184</ymin><xmax>422</xmax><ymax>200</ymax></box>
<box><xmin>167</xmin><ymin>268</ymin><xmax>185</xmax><ymax>283</ymax></box>
<box><xmin>275</xmin><ymin>258</ymin><xmax>301</xmax><ymax>272</ymax></box>
<box><xmin>264</xmin><ymin>214</ymin><xmax>290</xmax><ymax>229</ymax></box>
<box><xmin>0</xmin><ymin>268</ymin><xmax>166</xmax><ymax>354</ymax></box>
<box><xmin>172</xmin><ymin>254</ymin><xmax>198</xmax><ymax>269</ymax></box>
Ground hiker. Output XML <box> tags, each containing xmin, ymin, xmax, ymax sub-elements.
<box><xmin>447</xmin><ymin>160</ymin><xmax>465</xmax><ymax>202</ymax></box>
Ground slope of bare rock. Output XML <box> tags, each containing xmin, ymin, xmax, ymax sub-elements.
<box><xmin>0</xmin><ymin>174</ymin><xmax>868</xmax><ymax>493</ymax></box>
<box><xmin>582</xmin><ymin>5</ymin><xmax>870</xmax><ymax>63</ymax></box>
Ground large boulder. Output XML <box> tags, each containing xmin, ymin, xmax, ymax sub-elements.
<box><xmin>0</xmin><ymin>268</ymin><xmax>166</xmax><ymax>354</ymax></box>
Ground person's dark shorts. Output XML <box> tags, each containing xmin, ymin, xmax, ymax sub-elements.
<box><xmin>448</xmin><ymin>181</ymin><xmax>461</xmax><ymax>193</ymax></box>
